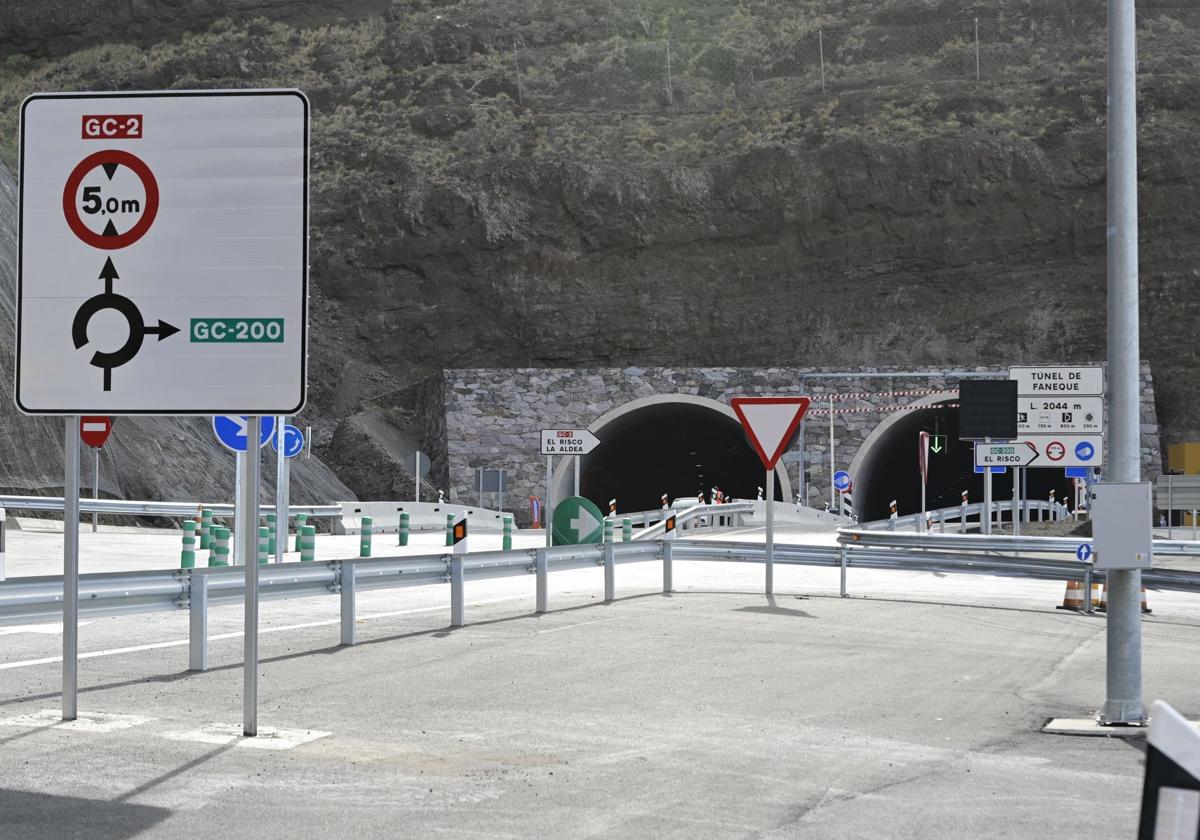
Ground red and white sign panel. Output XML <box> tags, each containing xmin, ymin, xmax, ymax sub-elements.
<box><xmin>79</xmin><ymin>415</ymin><xmax>113</xmax><ymax>448</ymax></box>
<box><xmin>918</xmin><ymin>431</ymin><xmax>930</xmax><ymax>485</ymax></box>
<box><xmin>731</xmin><ymin>397</ymin><xmax>811</xmax><ymax>470</ymax></box>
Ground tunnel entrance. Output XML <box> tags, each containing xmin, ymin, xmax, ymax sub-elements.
<box><xmin>851</xmin><ymin>399</ymin><xmax>1081</xmax><ymax>522</ymax></box>
<box><xmin>554</xmin><ymin>397</ymin><xmax>788</xmax><ymax>513</ymax></box>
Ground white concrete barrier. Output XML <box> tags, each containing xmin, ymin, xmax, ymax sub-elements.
<box><xmin>336</xmin><ymin>501</ymin><xmax>510</xmax><ymax>535</ymax></box>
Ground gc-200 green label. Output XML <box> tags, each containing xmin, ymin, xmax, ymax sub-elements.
<box><xmin>190</xmin><ymin>318</ymin><xmax>284</xmax><ymax>343</ymax></box>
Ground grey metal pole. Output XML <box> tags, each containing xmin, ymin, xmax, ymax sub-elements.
<box><xmin>1101</xmin><ymin>0</ymin><xmax>1145</xmax><ymax>726</ymax></box>
<box><xmin>574</xmin><ymin>456</ymin><xmax>580</xmax><ymax>496</ymax></box>
<box><xmin>983</xmin><ymin>468</ymin><xmax>992</xmax><ymax>535</ymax></box>
<box><xmin>275</xmin><ymin>415</ymin><xmax>288</xmax><ymax>562</ymax></box>
<box><xmin>545</xmin><ymin>455</ymin><xmax>553</xmax><ymax>547</ymax></box>
<box><xmin>305</xmin><ymin>425</ymin><xmax>312</xmax><ymax>459</ymax></box>
<box><xmin>1167</xmin><ymin>473</ymin><xmax>1173</xmax><ymax>538</ymax></box>
<box><xmin>241</xmin><ymin>416</ymin><xmax>262</xmax><ymax>736</ymax></box>
<box><xmin>818</xmin><ymin>29</ymin><xmax>826</xmax><ymax>94</ymax></box>
<box><xmin>974</xmin><ymin>17</ymin><xmax>981</xmax><ymax>81</ymax></box>
<box><xmin>233</xmin><ymin>451</ymin><xmax>244</xmax><ymax>565</ymax></box>
<box><xmin>828</xmin><ymin>397</ymin><xmax>835</xmax><ymax>507</ymax></box>
<box><xmin>63</xmin><ymin>417</ymin><xmax>81</xmax><ymax>721</ymax></box>
<box><xmin>1013</xmin><ymin>468</ymin><xmax>1021</xmax><ymax>537</ymax></box>
<box><xmin>92</xmin><ymin>447</ymin><xmax>99</xmax><ymax>533</ymax></box>
<box><xmin>765</xmin><ymin>468</ymin><xmax>774</xmax><ymax>594</ymax></box>
<box><xmin>796</xmin><ymin>416</ymin><xmax>806</xmax><ymax>507</ymax></box>
<box><xmin>414</xmin><ymin>450</ymin><xmax>420</xmax><ymax>503</ymax></box>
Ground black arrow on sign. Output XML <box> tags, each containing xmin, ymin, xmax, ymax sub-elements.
<box><xmin>98</xmin><ymin>256</ymin><xmax>119</xmax><ymax>293</ymax></box>
<box><xmin>144</xmin><ymin>321</ymin><xmax>180</xmax><ymax>342</ymax></box>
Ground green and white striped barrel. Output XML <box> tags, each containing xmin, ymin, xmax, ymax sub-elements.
<box><xmin>266</xmin><ymin>513</ymin><xmax>277</xmax><ymax>557</ymax></box>
<box><xmin>603</xmin><ymin>517</ymin><xmax>614</xmax><ymax>544</ymax></box>
<box><xmin>445</xmin><ymin>513</ymin><xmax>454</xmax><ymax>546</ymax></box>
<box><xmin>209</xmin><ymin>526</ymin><xmax>231</xmax><ymax>567</ymax></box>
<box><xmin>502</xmin><ymin>514</ymin><xmax>513</xmax><ymax>551</ymax></box>
<box><xmin>258</xmin><ymin>526</ymin><xmax>269</xmax><ymax>565</ymax></box>
<box><xmin>360</xmin><ymin>516</ymin><xmax>373</xmax><ymax>558</ymax></box>
<box><xmin>299</xmin><ymin>525</ymin><xmax>316</xmax><ymax>562</ymax></box>
<box><xmin>622</xmin><ymin>517</ymin><xmax>632</xmax><ymax>543</ymax></box>
<box><xmin>294</xmin><ymin>512</ymin><xmax>308</xmax><ymax>551</ymax></box>
<box><xmin>199</xmin><ymin>508</ymin><xmax>213</xmax><ymax>550</ymax></box>
<box><xmin>398</xmin><ymin>511</ymin><xmax>410</xmax><ymax>546</ymax></box>
<box><xmin>180</xmin><ymin>520</ymin><xmax>197</xmax><ymax>569</ymax></box>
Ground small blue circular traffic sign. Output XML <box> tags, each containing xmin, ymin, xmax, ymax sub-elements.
<box><xmin>1076</xmin><ymin>543</ymin><xmax>1093</xmax><ymax>562</ymax></box>
<box><xmin>833</xmin><ymin>470</ymin><xmax>851</xmax><ymax>492</ymax></box>
<box><xmin>212</xmin><ymin>415</ymin><xmax>276</xmax><ymax>453</ymax></box>
<box><xmin>272</xmin><ymin>424</ymin><xmax>305</xmax><ymax>459</ymax></box>
<box><xmin>1075</xmin><ymin>441</ymin><xmax>1096</xmax><ymax>462</ymax></box>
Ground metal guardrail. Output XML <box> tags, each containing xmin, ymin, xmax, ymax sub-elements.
<box><xmin>859</xmin><ymin>499</ymin><xmax>1069</xmax><ymax>531</ymax></box>
<box><xmin>3</xmin><ymin>529</ymin><xmax>1199</xmax><ymax>676</ymax></box>
<box><xmin>0</xmin><ymin>495</ymin><xmax>341</xmax><ymax>519</ymax></box>
<box><xmin>634</xmin><ymin>502</ymin><xmax>754</xmax><ymax>540</ymax></box>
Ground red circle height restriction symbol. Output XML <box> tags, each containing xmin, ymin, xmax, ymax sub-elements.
<box><xmin>62</xmin><ymin>149</ymin><xmax>159</xmax><ymax>250</ymax></box>
<box><xmin>1047</xmin><ymin>441</ymin><xmax>1066</xmax><ymax>461</ymax></box>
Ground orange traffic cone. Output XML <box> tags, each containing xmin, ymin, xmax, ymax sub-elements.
<box><xmin>1095</xmin><ymin>585</ymin><xmax>1150</xmax><ymax>614</ymax></box>
<box><xmin>1057</xmin><ymin>580</ymin><xmax>1085</xmax><ymax>611</ymax></box>
<box><xmin>1097</xmin><ymin>584</ymin><xmax>1108</xmax><ymax>612</ymax></box>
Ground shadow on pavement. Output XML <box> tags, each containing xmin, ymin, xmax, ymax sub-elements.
<box><xmin>0</xmin><ymin>789</ymin><xmax>170</xmax><ymax>840</ymax></box>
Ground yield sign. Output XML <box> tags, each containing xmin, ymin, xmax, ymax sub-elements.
<box><xmin>730</xmin><ymin>397</ymin><xmax>811</xmax><ymax>470</ymax></box>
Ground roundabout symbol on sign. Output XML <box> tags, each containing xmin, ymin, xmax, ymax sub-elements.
<box><xmin>1046</xmin><ymin>441</ymin><xmax>1066</xmax><ymax>462</ymax></box>
<box><xmin>62</xmin><ymin>149</ymin><xmax>159</xmax><ymax>250</ymax></box>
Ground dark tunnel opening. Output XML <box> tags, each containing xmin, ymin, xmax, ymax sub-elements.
<box><xmin>857</xmin><ymin>401</ymin><xmax>1081</xmax><ymax>522</ymax></box>
<box><xmin>579</xmin><ymin>402</ymin><xmax>783</xmax><ymax>512</ymax></box>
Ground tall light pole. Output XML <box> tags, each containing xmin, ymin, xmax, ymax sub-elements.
<box><xmin>1101</xmin><ymin>0</ymin><xmax>1146</xmax><ymax>725</ymax></box>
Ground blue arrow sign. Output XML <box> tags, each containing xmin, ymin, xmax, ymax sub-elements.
<box><xmin>1076</xmin><ymin>543</ymin><xmax>1093</xmax><ymax>562</ymax></box>
<box><xmin>1075</xmin><ymin>441</ymin><xmax>1096</xmax><ymax>462</ymax></box>
<box><xmin>974</xmin><ymin>464</ymin><xmax>1008</xmax><ymax>474</ymax></box>
<box><xmin>833</xmin><ymin>470</ymin><xmax>851</xmax><ymax>492</ymax></box>
<box><xmin>1065</xmin><ymin>467</ymin><xmax>1089</xmax><ymax>478</ymax></box>
<box><xmin>272</xmin><ymin>424</ymin><xmax>304</xmax><ymax>459</ymax></box>
<box><xmin>212</xmin><ymin>415</ymin><xmax>276</xmax><ymax>453</ymax></box>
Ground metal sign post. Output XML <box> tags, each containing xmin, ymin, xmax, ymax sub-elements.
<box><xmin>545</xmin><ymin>455</ymin><xmax>553</xmax><ymax>547</ymax></box>
<box><xmin>983</xmin><ymin>465</ymin><xmax>992</xmax><ymax>536</ymax></box>
<box><xmin>1013</xmin><ymin>468</ymin><xmax>1021</xmax><ymax>536</ymax></box>
<box><xmin>765</xmin><ymin>468</ymin><xmax>775</xmax><ymax>594</ymax></box>
<box><xmin>574</xmin><ymin>457</ymin><xmax>580</xmax><ymax>496</ymax></box>
<box><xmin>63</xmin><ymin>417</ymin><xmax>81</xmax><ymax>721</ymax></box>
<box><xmin>241</xmin><ymin>416</ymin><xmax>262</xmax><ymax>736</ymax></box>
<box><xmin>275</xmin><ymin>415</ymin><xmax>288</xmax><ymax>562</ymax></box>
<box><xmin>92</xmin><ymin>448</ymin><xmax>100</xmax><ymax>533</ymax></box>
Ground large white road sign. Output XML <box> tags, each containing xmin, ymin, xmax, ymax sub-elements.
<box><xmin>17</xmin><ymin>90</ymin><xmax>309</xmax><ymax>414</ymax></box>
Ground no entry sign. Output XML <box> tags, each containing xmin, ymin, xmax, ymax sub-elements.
<box><xmin>16</xmin><ymin>90</ymin><xmax>309</xmax><ymax>415</ymax></box>
<box><xmin>79</xmin><ymin>416</ymin><xmax>113</xmax><ymax>448</ymax></box>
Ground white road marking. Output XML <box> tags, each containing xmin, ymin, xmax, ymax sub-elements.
<box><xmin>163</xmin><ymin>723</ymin><xmax>330</xmax><ymax>751</ymax></box>
<box><xmin>0</xmin><ymin>594</ymin><xmax>531</xmax><ymax>671</ymax></box>
<box><xmin>0</xmin><ymin>708</ymin><xmax>154</xmax><ymax>733</ymax></box>
<box><xmin>536</xmin><ymin>615</ymin><xmax>625</xmax><ymax>634</ymax></box>
<box><xmin>0</xmin><ymin>621</ymin><xmax>94</xmax><ymax>636</ymax></box>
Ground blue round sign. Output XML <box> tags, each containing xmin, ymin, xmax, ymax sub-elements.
<box><xmin>212</xmin><ymin>415</ymin><xmax>276</xmax><ymax>453</ymax></box>
<box><xmin>1076</xmin><ymin>543</ymin><xmax>1093</xmax><ymax>562</ymax></box>
<box><xmin>272</xmin><ymin>424</ymin><xmax>305</xmax><ymax>459</ymax></box>
<box><xmin>1075</xmin><ymin>441</ymin><xmax>1096</xmax><ymax>462</ymax></box>
<box><xmin>833</xmin><ymin>470</ymin><xmax>851</xmax><ymax>492</ymax></box>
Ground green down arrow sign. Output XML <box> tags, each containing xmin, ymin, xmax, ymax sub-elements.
<box><xmin>930</xmin><ymin>435</ymin><xmax>946</xmax><ymax>454</ymax></box>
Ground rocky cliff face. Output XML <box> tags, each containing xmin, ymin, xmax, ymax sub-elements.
<box><xmin>1</xmin><ymin>0</ymin><xmax>1198</xmax><ymax>498</ymax></box>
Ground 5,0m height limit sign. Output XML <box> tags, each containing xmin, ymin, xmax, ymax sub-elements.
<box><xmin>17</xmin><ymin>90</ymin><xmax>309</xmax><ymax>415</ymax></box>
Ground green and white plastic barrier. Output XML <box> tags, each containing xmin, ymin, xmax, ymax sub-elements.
<box><xmin>503</xmin><ymin>514</ymin><xmax>513</xmax><ymax>551</ymax></box>
<box><xmin>294</xmin><ymin>512</ymin><xmax>308</xmax><ymax>551</ymax></box>
<box><xmin>180</xmin><ymin>520</ymin><xmax>197</xmax><ymax>569</ymax></box>
<box><xmin>445</xmin><ymin>513</ymin><xmax>454</xmax><ymax>547</ymax></box>
<box><xmin>266</xmin><ymin>513</ymin><xmax>277</xmax><ymax>557</ymax></box>
<box><xmin>622</xmin><ymin>517</ymin><xmax>632</xmax><ymax>543</ymax></box>
<box><xmin>258</xmin><ymin>526</ymin><xmax>269</xmax><ymax>565</ymax></box>
<box><xmin>209</xmin><ymin>526</ymin><xmax>231</xmax><ymax>567</ymax></box>
<box><xmin>360</xmin><ymin>516</ymin><xmax>373</xmax><ymax>558</ymax></box>
<box><xmin>299</xmin><ymin>525</ymin><xmax>316</xmax><ymax>563</ymax></box>
<box><xmin>603</xmin><ymin>517</ymin><xmax>614</xmax><ymax>544</ymax></box>
<box><xmin>398</xmin><ymin>511</ymin><xmax>410</xmax><ymax>546</ymax></box>
<box><xmin>199</xmin><ymin>507</ymin><xmax>213</xmax><ymax>550</ymax></box>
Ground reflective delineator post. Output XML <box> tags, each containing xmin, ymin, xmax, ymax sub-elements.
<box><xmin>181</xmin><ymin>520</ymin><xmax>197</xmax><ymax>569</ymax></box>
<box><xmin>293</xmin><ymin>512</ymin><xmax>307</xmax><ymax>552</ymax></box>
<box><xmin>200</xmin><ymin>507</ymin><xmax>213</xmax><ymax>550</ymax></box>
<box><xmin>502</xmin><ymin>514</ymin><xmax>513</xmax><ymax>550</ymax></box>
<box><xmin>210</xmin><ymin>526</ymin><xmax>231</xmax><ymax>567</ymax></box>
<box><xmin>603</xmin><ymin>518</ymin><xmax>615</xmax><ymax>602</ymax></box>
<box><xmin>266</xmin><ymin>513</ymin><xmax>276</xmax><ymax>558</ymax></box>
<box><xmin>663</xmin><ymin>510</ymin><xmax>676</xmax><ymax>594</ymax></box>
<box><xmin>257</xmin><ymin>526</ymin><xmax>269</xmax><ymax>565</ymax></box>
<box><xmin>445</xmin><ymin>513</ymin><xmax>454</xmax><ymax>546</ymax></box>
<box><xmin>622</xmin><ymin>517</ymin><xmax>632</xmax><ymax>543</ymax></box>
<box><xmin>398</xmin><ymin>511</ymin><xmax>410</xmax><ymax>546</ymax></box>
<box><xmin>450</xmin><ymin>512</ymin><xmax>467</xmax><ymax>627</ymax></box>
<box><xmin>299</xmin><ymin>525</ymin><xmax>316</xmax><ymax>563</ymax></box>
<box><xmin>360</xmin><ymin>516</ymin><xmax>373</xmax><ymax>558</ymax></box>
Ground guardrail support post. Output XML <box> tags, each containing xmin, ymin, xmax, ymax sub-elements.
<box><xmin>1083</xmin><ymin>565</ymin><xmax>1094</xmax><ymax>615</ymax></box>
<box><xmin>189</xmin><ymin>573</ymin><xmax>209</xmax><ymax>672</ymax></box>
<box><xmin>340</xmin><ymin>561</ymin><xmax>357</xmax><ymax>645</ymax></box>
<box><xmin>604</xmin><ymin>541</ymin><xmax>615</xmax><ymax>602</ymax></box>
<box><xmin>535</xmin><ymin>548</ymin><xmax>548</xmax><ymax>613</ymax></box>
<box><xmin>840</xmin><ymin>544</ymin><xmax>848</xmax><ymax>598</ymax></box>
<box><xmin>450</xmin><ymin>556</ymin><xmax>465</xmax><ymax>626</ymax></box>
<box><xmin>662</xmin><ymin>540</ymin><xmax>673</xmax><ymax>593</ymax></box>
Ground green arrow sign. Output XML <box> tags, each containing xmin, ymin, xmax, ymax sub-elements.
<box><xmin>552</xmin><ymin>496</ymin><xmax>605</xmax><ymax>545</ymax></box>
<box><xmin>930</xmin><ymin>435</ymin><xmax>946</xmax><ymax>454</ymax></box>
